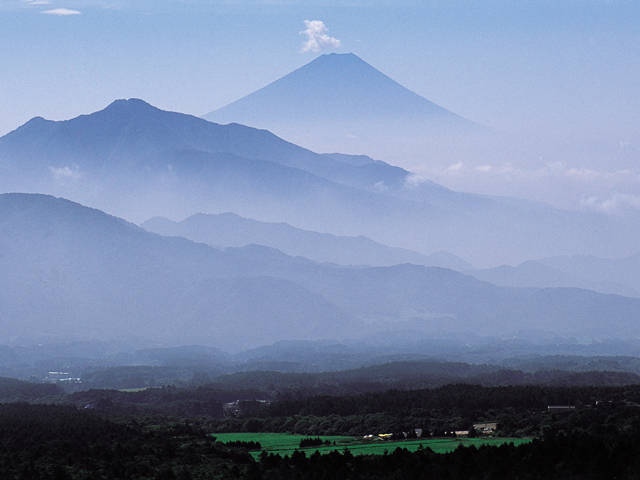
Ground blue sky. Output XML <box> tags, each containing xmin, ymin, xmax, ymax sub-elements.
<box><xmin>1</xmin><ymin>0</ymin><xmax>639</xmax><ymax>210</ymax></box>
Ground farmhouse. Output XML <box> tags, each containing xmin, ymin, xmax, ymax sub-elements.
<box><xmin>222</xmin><ymin>399</ymin><xmax>271</xmax><ymax>417</ymax></box>
<box><xmin>473</xmin><ymin>422</ymin><xmax>498</xmax><ymax>435</ymax></box>
<box><xmin>547</xmin><ymin>405</ymin><xmax>576</xmax><ymax>413</ymax></box>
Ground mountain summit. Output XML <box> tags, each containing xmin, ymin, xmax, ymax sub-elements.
<box><xmin>207</xmin><ymin>53</ymin><xmax>468</xmax><ymax>125</ymax></box>
<box><xmin>204</xmin><ymin>53</ymin><xmax>478</xmax><ymax>158</ymax></box>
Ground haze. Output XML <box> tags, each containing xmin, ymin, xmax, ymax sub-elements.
<box><xmin>2</xmin><ymin>0</ymin><xmax>639</xmax><ymax>211</ymax></box>
<box><xmin>1</xmin><ymin>0</ymin><xmax>640</xmax><ymax>354</ymax></box>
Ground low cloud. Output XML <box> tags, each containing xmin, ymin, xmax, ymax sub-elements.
<box><xmin>445</xmin><ymin>162</ymin><xmax>464</xmax><ymax>173</ymax></box>
<box><xmin>373</xmin><ymin>181</ymin><xmax>389</xmax><ymax>192</ymax></box>
<box><xmin>581</xmin><ymin>193</ymin><xmax>640</xmax><ymax>215</ymax></box>
<box><xmin>442</xmin><ymin>161</ymin><xmax>640</xmax><ymax>184</ymax></box>
<box><xmin>403</xmin><ymin>173</ymin><xmax>427</xmax><ymax>189</ymax></box>
<box><xmin>300</xmin><ymin>20</ymin><xmax>341</xmax><ymax>53</ymax></box>
<box><xmin>431</xmin><ymin>160</ymin><xmax>640</xmax><ymax>214</ymax></box>
<box><xmin>42</xmin><ymin>7</ymin><xmax>81</xmax><ymax>15</ymax></box>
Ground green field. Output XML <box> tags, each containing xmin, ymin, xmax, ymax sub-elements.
<box><xmin>212</xmin><ymin>432</ymin><xmax>532</xmax><ymax>459</ymax></box>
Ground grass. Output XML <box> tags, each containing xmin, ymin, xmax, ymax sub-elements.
<box><xmin>212</xmin><ymin>432</ymin><xmax>532</xmax><ymax>459</ymax></box>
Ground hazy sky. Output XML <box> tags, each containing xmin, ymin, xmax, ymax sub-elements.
<box><xmin>1</xmin><ymin>0</ymin><xmax>639</xmax><ymax>211</ymax></box>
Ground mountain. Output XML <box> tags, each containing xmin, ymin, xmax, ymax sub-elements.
<box><xmin>3</xmin><ymin>194</ymin><xmax>640</xmax><ymax>348</ymax></box>
<box><xmin>538</xmin><ymin>254</ymin><xmax>640</xmax><ymax>295</ymax></box>
<box><xmin>470</xmin><ymin>255</ymin><xmax>640</xmax><ymax>298</ymax></box>
<box><xmin>206</xmin><ymin>53</ymin><xmax>474</xmax><ymax>129</ymax></box>
<box><xmin>1</xmin><ymin>99</ymin><xmax>639</xmax><ymax>265</ymax></box>
<box><xmin>142</xmin><ymin>212</ymin><xmax>472</xmax><ymax>269</ymax></box>
<box><xmin>0</xmin><ymin>193</ymin><xmax>355</xmax><ymax>349</ymax></box>
<box><xmin>0</xmin><ymin>98</ymin><xmax>444</xmax><ymax>222</ymax></box>
<box><xmin>204</xmin><ymin>53</ymin><xmax>483</xmax><ymax>161</ymax></box>
<box><xmin>0</xmin><ymin>97</ymin><xmax>412</xmax><ymax>195</ymax></box>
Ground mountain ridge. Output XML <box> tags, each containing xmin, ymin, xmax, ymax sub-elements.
<box><xmin>142</xmin><ymin>212</ymin><xmax>473</xmax><ymax>269</ymax></box>
<box><xmin>3</xmin><ymin>193</ymin><xmax>640</xmax><ymax>347</ymax></box>
<box><xmin>2</xmin><ymin>99</ymin><xmax>639</xmax><ymax>265</ymax></box>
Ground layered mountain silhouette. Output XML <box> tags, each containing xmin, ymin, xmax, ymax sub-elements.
<box><xmin>1</xmin><ymin>99</ymin><xmax>638</xmax><ymax>265</ymax></box>
<box><xmin>142</xmin><ymin>212</ymin><xmax>472</xmax><ymax>269</ymax></box>
<box><xmin>3</xmin><ymin>193</ymin><xmax>640</xmax><ymax>348</ymax></box>
<box><xmin>204</xmin><ymin>52</ymin><xmax>482</xmax><ymax>158</ymax></box>
<box><xmin>471</xmin><ymin>254</ymin><xmax>640</xmax><ymax>298</ymax></box>
<box><xmin>0</xmin><ymin>193</ymin><xmax>352</xmax><ymax>349</ymax></box>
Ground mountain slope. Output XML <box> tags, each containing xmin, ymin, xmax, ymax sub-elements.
<box><xmin>206</xmin><ymin>53</ymin><xmax>473</xmax><ymax>127</ymax></box>
<box><xmin>0</xmin><ymin>98</ymin><xmax>413</xmax><ymax>198</ymax></box>
<box><xmin>0</xmin><ymin>193</ymin><xmax>354</xmax><ymax>349</ymax></box>
<box><xmin>204</xmin><ymin>52</ymin><xmax>481</xmax><ymax>161</ymax></box>
<box><xmin>142</xmin><ymin>212</ymin><xmax>471</xmax><ymax>268</ymax></box>
<box><xmin>2</xmin><ymin>194</ymin><xmax>640</xmax><ymax>347</ymax></box>
<box><xmin>470</xmin><ymin>253</ymin><xmax>640</xmax><ymax>298</ymax></box>
<box><xmin>1</xmin><ymin>100</ymin><xmax>639</xmax><ymax>265</ymax></box>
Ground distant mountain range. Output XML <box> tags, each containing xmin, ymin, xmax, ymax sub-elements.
<box><xmin>471</xmin><ymin>254</ymin><xmax>640</xmax><ymax>298</ymax></box>
<box><xmin>142</xmin><ymin>212</ymin><xmax>472</xmax><ymax>269</ymax></box>
<box><xmin>2</xmin><ymin>193</ymin><xmax>640</xmax><ymax>349</ymax></box>
<box><xmin>1</xmin><ymin>99</ymin><xmax>638</xmax><ymax>265</ymax></box>
<box><xmin>0</xmin><ymin>193</ymin><xmax>352</xmax><ymax>349</ymax></box>
<box><xmin>144</xmin><ymin>212</ymin><xmax>640</xmax><ymax>298</ymax></box>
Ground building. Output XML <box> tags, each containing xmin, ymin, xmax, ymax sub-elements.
<box><xmin>473</xmin><ymin>422</ymin><xmax>498</xmax><ymax>435</ymax></box>
<box><xmin>547</xmin><ymin>405</ymin><xmax>576</xmax><ymax>413</ymax></box>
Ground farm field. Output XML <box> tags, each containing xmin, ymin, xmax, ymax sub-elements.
<box><xmin>212</xmin><ymin>432</ymin><xmax>532</xmax><ymax>459</ymax></box>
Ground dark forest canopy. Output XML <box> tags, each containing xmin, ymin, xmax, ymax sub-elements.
<box><xmin>1</xmin><ymin>398</ymin><xmax>640</xmax><ymax>479</ymax></box>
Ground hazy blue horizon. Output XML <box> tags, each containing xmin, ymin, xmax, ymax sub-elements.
<box><xmin>2</xmin><ymin>0</ymin><xmax>639</xmax><ymax>212</ymax></box>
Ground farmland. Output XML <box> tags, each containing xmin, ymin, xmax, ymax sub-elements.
<box><xmin>213</xmin><ymin>432</ymin><xmax>531</xmax><ymax>459</ymax></box>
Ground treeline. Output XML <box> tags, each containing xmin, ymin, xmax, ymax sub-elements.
<box><xmin>0</xmin><ymin>403</ymin><xmax>251</xmax><ymax>479</ymax></box>
<box><xmin>254</xmin><ymin>427</ymin><xmax>640</xmax><ymax>479</ymax></box>
<box><xmin>77</xmin><ymin>360</ymin><xmax>640</xmax><ymax>393</ymax></box>
<box><xmin>269</xmin><ymin>384</ymin><xmax>640</xmax><ymax>416</ymax></box>
<box><xmin>0</xmin><ymin>376</ymin><xmax>62</xmax><ymax>401</ymax></box>
<box><xmin>66</xmin><ymin>383</ymin><xmax>640</xmax><ymax>436</ymax></box>
<box><xmin>299</xmin><ymin>437</ymin><xmax>329</xmax><ymax>448</ymax></box>
<box><xmin>66</xmin><ymin>381</ymin><xmax>640</xmax><ymax>421</ymax></box>
<box><xmin>207</xmin><ymin>384</ymin><xmax>640</xmax><ymax>437</ymax></box>
<box><xmin>219</xmin><ymin>440</ymin><xmax>262</xmax><ymax>450</ymax></box>
<box><xmin>2</xmin><ymin>402</ymin><xmax>640</xmax><ymax>479</ymax></box>
<box><xmin>189</xmin><ymin>364</ymin><xmax>640</xmax><ymax>396</ymax></box>
<box><xmin>69</xmin><ymin>385</ymin><xmax>268</xmax><ymax>417</ymax></box>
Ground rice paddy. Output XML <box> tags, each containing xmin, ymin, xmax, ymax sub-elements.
<box><xmin>212</xmin><ymin>432</ymin><xmax>532</xmax><ymax>459</ymax></box>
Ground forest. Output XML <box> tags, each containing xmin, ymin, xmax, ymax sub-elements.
<box><xmin>1</xmin><ymin>378</ymin><xmax>640</xmax><ymax>478</ymax></box>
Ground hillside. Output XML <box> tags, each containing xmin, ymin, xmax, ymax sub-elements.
<box><xmin>142</xmin><ymin>213</ymin><xmax>470</xmax><ymax>268</ymax></box>
<box><xmin>2</xmin><ymin>194</ymin><xmax>640</xmax><ymax>349</ymax></box>
<box><xmin>1</xmin><ymin>100</ymin><xmax>638</xmax><ymax>264</ymax></box>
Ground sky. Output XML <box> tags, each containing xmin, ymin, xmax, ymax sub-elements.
<box><xmin>1</xmin><ymin>0</ymin><xmax>639</xmax><ymax>211</ymax></box>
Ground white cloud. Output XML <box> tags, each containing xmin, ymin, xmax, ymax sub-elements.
<box><xmin>580</xmin><ymin>193</ymin><xmax>640</xmax><ymax>215</ymax></box>
<box><xmin>445</xmin><ymin>162</ymin><xmax>464</xmax><ymax>173</ymax></box>
<box><xmin>24</xmin><ymin>0</ymin><xmax>52</xmax><ymax>5</ymax></box>
<box><xmin>49</xmin><ymin>165</ymin><xmax>82</xmax><ymax>180</ymax></box>
<box><xmin>439</xmin><ymin>160</ymin><xmax>640</xmax><ymax>184</ymax></box>
<box><xmin>373</xmin><ymin>181</ymin><xmax>388</xmax><ymax>192</ymax></box>
<box><xmin>42</xmin><ymin>7</ymin><xmax>81</xmax><ymax>15</ymax></box>
<box><xmin>403</xmin><ymin>173</ymin><xmax>427</xmax><ymax>189</ymax></box>
<box><xmin>300</xmin><ymin>20</ymin><xmax>341</xmax><ymax>53</ymax></box>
